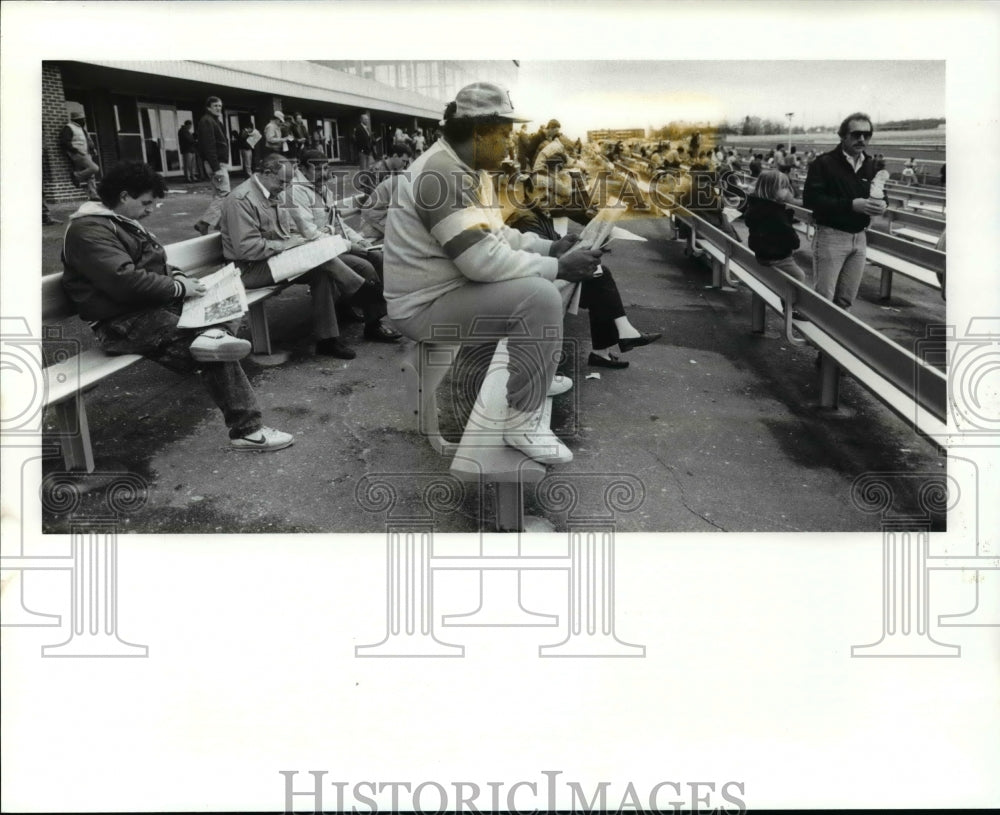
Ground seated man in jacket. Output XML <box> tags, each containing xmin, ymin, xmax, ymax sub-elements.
<box><xmin>61</xmin><ymin>161</ymin><xmax>293</xmax><ymax>451</ymax></box>
<box><xmin>287</xmin><ymin>149</ymin><xmax>401</xmax><ymax>343</ymax></box>
<box><xmin>219</xmin><ymin>152</ymin><xmax>358</xmax><ymax>359</ymax></box>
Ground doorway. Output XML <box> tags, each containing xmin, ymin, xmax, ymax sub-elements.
<box><xmin>227</xmin><ymin>112</ymin><xmax>257</xmax><ymax>174</ymax></box>
<box><xmin>320</xmin><ymin>118</ymin><xmax>340</xmax><ymax>160</ymax></box>
<box><xmin>138</xmin><ymin>103</ymin><xmax>182</xmax><ymax>176</ymax></box>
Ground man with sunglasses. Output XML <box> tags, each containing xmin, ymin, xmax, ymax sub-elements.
<box><xmin>803</xmin><ymin>112</ymin><xmax>886</xmax><ymax>309</ymax></box>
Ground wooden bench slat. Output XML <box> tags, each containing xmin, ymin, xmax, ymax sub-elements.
<box><xmin>44</xmin><ymin>349</ymin><xmax>143</xmax><ymax>406</ymax></box>
<box><xmin>165</xmin><ymin>233</ymin><xmax>225</xmax><ymax>271</ymax></box>
<box><xmin>892</xmin><ymin>227</ymin><xmax>940</xmax><ymax>245</ymax></box>
<box><xmin>866</xmin><ymin>248</ymin><xmax>942</xmax><ymax>289</ymax></box>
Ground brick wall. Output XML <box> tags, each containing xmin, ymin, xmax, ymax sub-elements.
<box><xmin>42</xmin><ymin>63</ymin><xmax>86</xmax><ymax>202</ymax></box>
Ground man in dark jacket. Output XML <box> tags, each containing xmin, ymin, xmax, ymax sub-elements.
<box><xmin>802</xmin><ymin>112</ymin><xmax>886</xmax><ymax>309</ymax></box>
<box><xmin>62</xmin><ymin>160</ymin><xmax>293</xmax><ymax>451</ymax></box>
<box><xmin>194</xmin><ymin>95</ymin><xmax>231</xmax><ymax>235</ymax></box>
<box><xmin>353</xmin><ymin>113</ymin><xmax>374</xmax><ymax>171</ymax></box>
<box><xmin>178</xmin><ymin>120</ymin><xmax>198</xmax><ymax>181</ymax></box>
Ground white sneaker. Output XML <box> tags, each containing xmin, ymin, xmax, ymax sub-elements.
<box><xmin>547</xmin><ymin>375</ymin><xmax>573</xmax><ymax>397</ymax></box>
<box><xmin>190</xmin><ymin>329</ymin><xmax>251</xmax><ymax>362</ymax></box>
<box><xmin>230</xmin><ymin>426</ymin><xmax>294</xmax><ymax>452</ymax></box>
<box><xmin>502</xmin><ymin>405</ymin><xmax>573</xmax><ymax>465</ymax></box>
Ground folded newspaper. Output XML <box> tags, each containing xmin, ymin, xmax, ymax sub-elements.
<box><xmin>267</xmin><ymin>235</ymin><xmax>350</xmax><ymax>283</ymax></box>
<box><xmin>177</xmin><ymin>263</ymin><xmax>249</xmax><ymax>329</ymax></box>
<box><xmin>564</xmin><ymin>198</ymin><xmax>627</xmax><ymax>286</ymax></box>
<box><xmin>570</xmin><ymin>198</ymin><xmax>627</xmax><ymax>252</ymax></box>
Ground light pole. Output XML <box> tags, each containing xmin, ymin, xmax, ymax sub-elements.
<box><xmin>785</xmin><ymin>112</ymin><xmax>794</xmax><ymax>152</ymax></box>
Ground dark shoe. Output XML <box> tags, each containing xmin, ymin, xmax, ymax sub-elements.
<box><xmin>618</xmin><ymin>332</ymin><xmax>663</xmax><ymax>353</ymax></box>
<box><xmin>588</xmin><ymin>352</ymin><xmax>629</xmax><ymax>369</ymax></box>
<box><xmin>364</xmin><ymin>321</ymin><xmax>402</xmax><ymax>343</ymax></box>
<box><xmin>193</xmin><ymin>221</ymin><xmax>209</xmax><ymax>236</ymax></box>
<box><xmin>316</xmin><ymin>337</ymin><xmax>356</xmax><ymax>359</ymax></box>
<box><xmin>335</xmin><ymin>305</ymin><xmax>365</xmax><ymax>324</ymax></box>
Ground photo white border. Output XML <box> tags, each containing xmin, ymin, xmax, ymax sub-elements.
<box><xmin>2</xmin><ymin>2</ymin><xmax>998</xmax><ymax>811</ymax></box>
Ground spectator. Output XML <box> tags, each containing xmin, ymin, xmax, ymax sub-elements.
<box><xmin>61</xmin><ymin>160</ymin><xmax>293</xmax><ymax>452</ymax></box>
<box><xmin>802</xmin><ymin>111</ymin><xmax>886</xmax><ymax>310</ymax></box>
<box><xmin>263</xmin><ymin>111</ymin><xmax>289</xmax><ymax>155</ymax></box>
<box><xmin>193</xmin><ymin>96</ymin><xmax>231</xmax><ymax>235</ymax></box>
<box><xmin>178</xmin><ymin>120</ymin><xmax>198</xmax><ymax>182</ymax></box>
<box><xmin>43</xmin><ymin>200</ymin><xmax>61</xmax><ymax>226</ymax></box>
<box><xmin>392</xmin><ymin>126</ymin><xmax>412</xmax><ymax>151</ymax></box>
<box><xmin>289</xmin><ymin>149</ymin><xmax>402</xmax><ymax>344</ymax></box>
<box><xmin>412</xmin><ymin>128</ymin><xmax>426</xmax><ymax>156</ymax></box>
<box><xmin>774</xmin><ymin>143</ymin><xmax>787</xmax><ymax>171</ymax></box>
<box><xmin>901</xmin><ymin>156</ymin><xmax>917</xmax><ymax>186</ymax></box>
<box><xmin>219</xmin><ymin>152</ymin><xmax>356</xmax><ymax>360</ymax></box>
<box><xmin>354</xmin><ymin>113</ymin><xmax>375</xmax><ymax>172</ymax></box>
<box><xmin>59</xmin><ymin>109</ymin><xmax>101</xmax><ymax>200</ymax></box>
<box><xmin>357</xmin><ymin>175</ymin><xmax>396</xmax><ymax>243</ymax></box>
<box><xmin>744</xmin><ymin>170</ymin><xmax>810</xmax><ymax>318</ymax></box>
<box><xmin>238</xmin><ymin>123</ymin><xmax>261</xmax><ymax>175</ymax></box>
<box><xmin>355</xmin><ymin>143</ymin><xmax>411</xmax><ymax>197</ymax></box>
<box><xmin>517</xmin><ymin>122</ymin><xmax>547</xmax><ymax>172</ymax></box>
<box><xmin>749</xmin><ymin>153</ymin><xmax>763</xmax><ymax>178</ymax></box>
<box><xmin>531</xmin><ymin>137</ymin><xmax>592</xmax><ymax>222</ymax></box>
<box><xmin>384</xmin><ymin>82</ymin><xmax>604</xmax><ymax>465</ymax></box>
<box><xmin>288</xmin><ymin>113</ymin><xmax>309</xmax><ymax>159</ymax></box>
<box><xmin>939</xmin><ymin>163</ymin><xmax>946</xmax><ymax>187</ymax></box>
<box><xmin>502</xmin><ymin>172</ymin><xmax>661</xmax><ymax>369</ymax></box>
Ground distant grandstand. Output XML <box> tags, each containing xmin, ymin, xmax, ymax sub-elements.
<box><xmin>588</xmin><ymin>128</ymin><xmax>645</xmax><ymax>142</ymax></box>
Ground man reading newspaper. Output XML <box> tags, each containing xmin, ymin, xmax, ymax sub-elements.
<box><xmin>61</xmin><ymin>160</ymin><xmax>293</xmax><ymax>451</ymax></box>
<box><xmin>219</xmin><ymin>152</ymin><xmax>357</xmax><ymax>358</ymax></box>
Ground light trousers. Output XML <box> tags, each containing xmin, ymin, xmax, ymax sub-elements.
<box><xmin>391</xmin><ymin>277</ymin><xmax>564</xmax><ymax>414</ymax></box>
<box><xmin>812</xmin><ymin>225</ymin><xmax>868</xmax><ymax>309</ymax></box>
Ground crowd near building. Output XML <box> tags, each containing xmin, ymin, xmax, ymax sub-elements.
<box><xmin>43</xmin><ymin>60</ymin><xmax>517</xmax><ymax>203</ymax></box>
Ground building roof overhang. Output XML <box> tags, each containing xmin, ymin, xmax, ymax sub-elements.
<box><xmin>82</xmin><ymin>60</ymin><xmax>443</xmax><ymax>119</ymax></box>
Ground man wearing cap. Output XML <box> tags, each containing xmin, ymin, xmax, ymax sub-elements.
<box><xmin>194</xmin><ymin>96</ymin><xmax>231</xmax><ymax>235</ymax></box>
<box><xmin>263</xmin><ymin>111</ymin><xmax>288</xmax><ymax>155</ymax></box>
<box><xmin>384</xmin><ymin>82</ymin><xmax>603</xmax><ymax>466</ymax></box>
<box><xmin>59</xmin><ymin>109</ymin><xmax>101</xmax><ymax>200</ymax></box>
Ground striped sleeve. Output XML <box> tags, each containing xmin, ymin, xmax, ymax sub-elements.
<box><xmin>413</xmin><ymin>161</ymin><xmax>557</xmax><ymax>283</ymax></box>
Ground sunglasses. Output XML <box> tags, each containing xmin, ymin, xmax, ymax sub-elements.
<box><xmin>849</xmin><ymin>130</ymin><xmax>873</xmax><ymax>140</ymax></box>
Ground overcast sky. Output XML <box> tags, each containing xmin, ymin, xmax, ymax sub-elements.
<box><xmin>512</xmin><ymin>61</ymin><xmax>945</xmax><ymax>137</ymax></box>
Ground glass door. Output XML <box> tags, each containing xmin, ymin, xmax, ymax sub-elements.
<box><xmin>322</xmin><ymin>119</ymin><xmax>339</xmax><ymax>159</ymax></box>
<box><xmin>138</xmin><ymin>103</ymin><xmax>182</xmax><ymax>176</ymax></box>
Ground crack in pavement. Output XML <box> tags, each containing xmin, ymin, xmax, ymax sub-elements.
<box><xmin>652</xmin><ymin>451</ymin><xmax>728</xmax><ymax>532</ymax></box>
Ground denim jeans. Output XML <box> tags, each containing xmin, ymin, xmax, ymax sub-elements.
<box><xmin>812</xmin><ymin>225</ymin><xmax>867</xmax><ymax>308</ymax></box>
<box><xmin>93</xmin><ymin>304</ymin><xmax>262</xmax><ymax>439</ymax></box>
